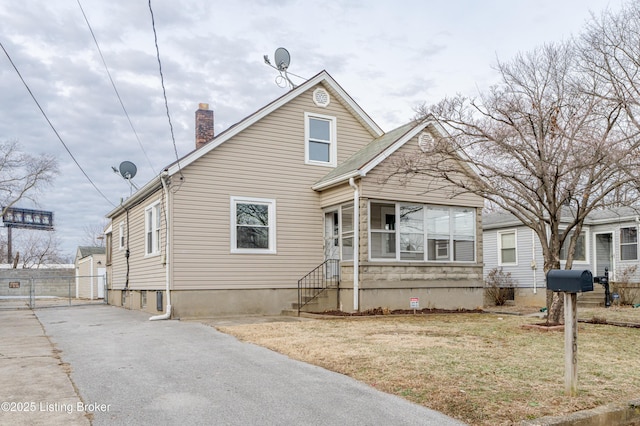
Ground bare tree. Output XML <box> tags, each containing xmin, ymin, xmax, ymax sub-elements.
<box><xmin>402</xmin><ymin>42</ymin><xmax>640</xmax><ymax>324</ymax></box>
<box><xmin>0</xmin><ymin>140</ymin><xmax>58</xmax><ymax>216</ymax></box>
<box><xmin>581</xmin><ymin>2</ymin><xmax>640</xmax><ymax>133</ymax></box>
<box><xmin>80</xmin><ymin>222</ymin><xmax>108</xmax><ymax>247</ymax></box>
<box><xmin>7</xmin><ymin>230</ymin><xmax>70</xmax><ymax>268</ymax></box>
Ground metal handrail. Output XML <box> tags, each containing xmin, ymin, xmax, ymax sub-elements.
<box><xmin>297</xmin><ymin>259</ymin><xmax>340</xmax><ymax>315</ymax></box>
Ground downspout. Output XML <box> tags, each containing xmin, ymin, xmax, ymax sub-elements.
<box><xmin>150</xmin><ymin>172</ymin><xmax>172</xmax><ymax>321</ymax></box>
<box><xmin>349</xmin><ymin>177</ymin><xmax>359</xmax><ymax>311</ymax></box>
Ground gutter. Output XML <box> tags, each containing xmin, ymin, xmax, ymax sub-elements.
<box><xmin>349</xmin><ymin>177</ymin><xmax>359</xmax><ymax>311</ymax></box>
<box><xmin>312</xmin><ymin>170</ymin><xmax>362</xmax><ymax>192</ymax></box>
<box><xmin>150</xmin><ymin>172</ymin><xmax>172</xmax><ymax>321</ymax></box>
<box><xmin>106</xmin><ymin>174</ymin><xmax>163</xmax><ymax>219</ymax></box>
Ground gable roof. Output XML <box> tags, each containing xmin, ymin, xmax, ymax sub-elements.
<box><xmin>312</xmin><ymin>118</ymin><xmax>444</xmax><ymax>191</ymax></box>
<box><xmin>166</xmin><ymin>70</ymin><xmax>384</xmax><ymax>176</ymax></box>
<box><xmin>107</xmin><ymin>70</ymin><xmax>384</xmax><ymax>218</ymax></box>
<box><xmin>76</xmin><ymin>246</ymin><xmax>106</xmax><ymax>259</ymax></box>
<box><xmin>483</xmin><ymin>206</ymin><xmax>640</xmax><ymax>230</ymax></box>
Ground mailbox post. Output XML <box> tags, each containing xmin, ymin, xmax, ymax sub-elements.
<box><xmin>546</xmin><ymin>269</ymin><xmax>594</xmax><ymax>396</ymax></box>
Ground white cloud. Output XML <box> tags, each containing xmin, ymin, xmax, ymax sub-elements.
<box><xmin>0</xmin><ymin>0</ymin><xmax>620</xmax><ymax>257</ymax></box>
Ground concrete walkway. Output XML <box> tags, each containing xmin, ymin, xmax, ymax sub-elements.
<box><xmin>0</xmin><ymin>309</ymin><xmax>89</xmax><ymax>425</ymax></box>
<box><xmin>3</xmin><ymin>305</ymin><xmax>465</xmax><ymax>425</ymax></box>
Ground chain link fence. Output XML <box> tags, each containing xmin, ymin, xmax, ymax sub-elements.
<box><xmin>0</xmin><ymin>274</ymin><xmax>107</xmax><ymax>310</ymax></box>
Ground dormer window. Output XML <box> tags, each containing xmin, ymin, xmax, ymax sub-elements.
<box><xmin>305</xmin><ymin>112</ymin><xmax>336</xmax><ymax>166</ymax></box>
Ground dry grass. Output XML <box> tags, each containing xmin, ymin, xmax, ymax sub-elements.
<box><xmin>216</xmin><ymin>310</ymin><xmax>640</xmax><ymax>426</ymax></box>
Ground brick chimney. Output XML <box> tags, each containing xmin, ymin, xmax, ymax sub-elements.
<box><xmin>195</xmin><ymin>103</ymin><xmax>214</xmax><ymax>149</ymax></box>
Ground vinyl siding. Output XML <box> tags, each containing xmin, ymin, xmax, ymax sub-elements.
<box><xmin>319</xmin><ymin>183</ymin><xmax>354</xmax><ymax>208</ymax></box>
<box><xmin>168</xmin><ymin>83</ymin><xmax>374</xmax><ymax>290</ymax></box>
<box><xmin>483</xmin><ymin>226</ymin><xmax>546</xmax><ymax>289</ymax></box>
<box><xmin>361</xmin><ymin>136</ymin><xmax>484</xmax><ymax>208</ymax></box>
<box><xmin>109</xmin><ymin>191</ymin><xmax>166</xmax><ymax>290</ymax></box>
<box><xmin>591</xmin><ymin>221</ymin><xmax>640</xmax><ymax>281</ymax></box>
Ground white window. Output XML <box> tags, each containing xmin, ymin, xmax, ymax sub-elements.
<box><xmin>620</xmin><ymin>226</ymin><xmax>638</xmax><ymax>261</ymax></box>
<box><xmin>498</xmin><ymin>230</ymin><xmax>517</xmax><ymax>265</ymax></box>
<box><xmin>427</xmin><ymin>207</ymin><xmax>450</xmax><ymax>260</ymax></box>
<box><xmin>370</xmin><ymin>203</ymin><xmax>397</xmax><ymax>259</ymax></box>
<box><xmin>145</xmin><ymin>202</ymin><xmax>161</xmax><ymax>256</ymax></box>
<box><xmin>369</xmin><ymin>202</ymin><xmax>475</xmax><ymax>262</ymax></box>
<box><xmin>400</xmin><ymin>205</ymin><xmax>424</xmax><ymax>260</ymax></box>
<box><xmin>119</xmin><ymin>222</ymin><xmax>125</xmax><ymax>250</ymax></box>
<box><xmin>231</xmin><ymin>197</ymin><xmax>276</xmax><ymax>254</ymax></box>
<box><xmin>560</xmin><ymin>231</ymin><xmax>587</xmax><ymax>262</ymax></box>
<box><xmin>305</xmin><ymin>112</ymin><xmax>337</xmax><ymax>166</ymax></box>
<box><xmin>452</xmin><ymin>209</ymin><xmax>475</xmax><ymax>262</ymax></box>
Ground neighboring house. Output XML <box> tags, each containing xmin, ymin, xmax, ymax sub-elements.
<box><xmin>74</xmin><ymin>246</ymin><xmax>106</xmax><ymax>300</ymax></box>
<box><xmin>483</xmin><ymin>207</ymin><xmax>640</xmax><ymax>305</ymax></box>
<box><xmin>104</xmin><ymin>70</ymin><xmax>485</xmax><ymax>318</ymax></box>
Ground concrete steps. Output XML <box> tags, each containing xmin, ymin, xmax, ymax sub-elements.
<box><xmin>578</xmin><ymin>286</ymin><xmax>607</xmax><ymax>307</ymax></box>
<box><xmin>281</xmin><ymin>287</ymin><xmax>339</xmax><ymax>316</ymax></box>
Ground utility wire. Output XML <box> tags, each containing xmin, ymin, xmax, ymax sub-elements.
<box><xmin>76</xmin><ymin>0</ymin><xmax>156</xmax><ymax>175</ymax></box>
<box><xmin>148</xmin><ymin>0</ymin><xmax>183</xmax><ymax>177</ymax></box>
<box><xmin>0</xmin><ymin>40</ymin><xmax>117</xmax><ymax>208</ymax></box>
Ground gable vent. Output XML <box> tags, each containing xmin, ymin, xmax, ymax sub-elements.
<box><xmin>418</xmin><ymin>132</ymin><xmax>434</xmax><ymax>152</ymax></box>
<box><xmin>313</xmin><ymin>88</ymin><xmax>330</xmax><ymax>107</ymax></box>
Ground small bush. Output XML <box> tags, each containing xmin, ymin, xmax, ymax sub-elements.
<box><xmin>613</xmin><ymin>265</ymin><xmax>640</xmax><ymax>305</ymax></box>
<box><xmin>485</xmin><ymin>267</ymin><xmax>517</xmax><ymax>306</ymax></box>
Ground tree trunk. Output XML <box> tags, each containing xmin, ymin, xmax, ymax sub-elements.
<box><xmin>545</xmin><ymin>257</ymin><xmax>563</xmax><ymax>324</ymax></box>
<box><xmin>547</xmin><ymin>290</ymin><xmax>564</xmax><ymax>324</ymax></box>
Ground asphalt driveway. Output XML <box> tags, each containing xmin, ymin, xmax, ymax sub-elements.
<box><xmin>33</xmin><ymin>305</ymin><xmax>465</xmax><ymax>425</ymax></box>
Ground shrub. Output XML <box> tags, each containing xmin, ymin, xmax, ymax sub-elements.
<box><xmin>613</xmin><ymin>265</ymin><xmax>640</xmax><ymax>305</ymax></box>
<box><xmin>485</xmin><ymin>267</ymin><xmax>517</xmax><ymax>306</ymax></box>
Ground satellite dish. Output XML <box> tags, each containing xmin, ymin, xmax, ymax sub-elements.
<box><xmin>274</xmin><ymin>47</ymin><xmax>290</xmax><ymax>71</ymax></box>
<box><xmin>119</xmin><ymin>161</ymin><xmax>137</xmax><ymax>180</ymax></box>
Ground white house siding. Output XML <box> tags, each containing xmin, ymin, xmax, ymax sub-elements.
<box><xmin>169</xmin><ymin>83</ymin><xmax>376</xmax><ymax>291</ymax></box>
<box><xmin>591</xmin><ymin>220</ymin><xmax>640</xmax><ymax>281</ymax></box>
<box><xmin>483</xmin><ymin>226</ymin><xmax>546</xmax><ymax>299</ymax></box>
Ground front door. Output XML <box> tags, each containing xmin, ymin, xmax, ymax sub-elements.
<box><xmin>324</xmin><ymin>211</ymin><xmax>340</xmax><ymax>277</ymax></box>
<box><xmin>324</xmin><ymin>211</ymin><xmax>340</xmax><ymax>260</ymax></box>
<box><xmin>594</xmin><ymin>232</ymin><xmax>613</xmax><ymax>277</ymax></box>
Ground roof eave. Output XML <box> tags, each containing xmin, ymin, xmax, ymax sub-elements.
<box><xmin>106</xmin><ymin>175</ymin><xmax>163</xmax><ymax>218</ymax></box>
<box><xmin>312</xmin><ymin>170</ymin><xmax>363</xmax><ymax>191</ymax></box>
<box><xmin>167</xmin><ymin>70</ymin><xmax>384</xmax><ymax>177</ymax></box>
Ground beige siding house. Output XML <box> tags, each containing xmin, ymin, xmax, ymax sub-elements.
<box><xmin>74</xmin><ymin>246</ymin><xmax>106</xmax><ymax>300</ymax></box>
<box><xmin>105</xmin><ymin>71</ymin><xmax>485</xmax><ymax>318</ymax></box>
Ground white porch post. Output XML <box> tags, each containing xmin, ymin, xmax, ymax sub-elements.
<box><xmin>349</xmin><ymin>178</ymin><xmax>359</xmax><ymax>311</ymax></box>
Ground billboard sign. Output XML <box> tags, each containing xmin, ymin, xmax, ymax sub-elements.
<box><xmin>2</xmin><ymin>207</ymin><xmax>54</xmax><ymax>230</ymax></box>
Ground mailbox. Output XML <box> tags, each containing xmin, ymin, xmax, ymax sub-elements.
<box><xmin>546</xmin><ymin>269</ymin><xmax>594</xmax><ymax>293</ymax></box>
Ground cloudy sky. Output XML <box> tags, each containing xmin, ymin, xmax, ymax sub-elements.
<box><xmin>0</xmin><ymin>0</ymin><xmax>622</xmax><ymax>259</ymax></box>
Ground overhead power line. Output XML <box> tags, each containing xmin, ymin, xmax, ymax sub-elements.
<box><xmin>148</xmin><ymin>0</ymin><xmax>183</xmax><ymax>177</ymax></box>
<box><xmin>0</xmin><ymin>39</ymin><xmax>117</xmax><ymax>208</ymax></box>
<box><xmin>76</xmin><ymin>0</ymin><xmax>156</xmax><ymax>175</ymax></box>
